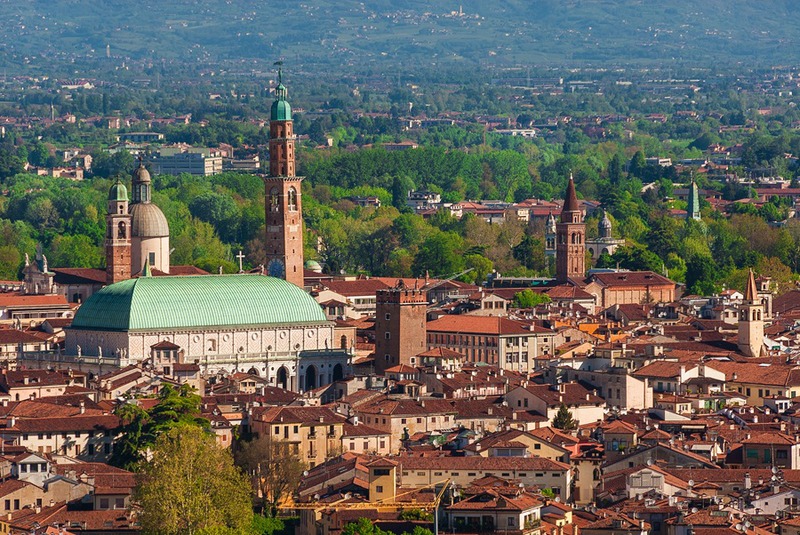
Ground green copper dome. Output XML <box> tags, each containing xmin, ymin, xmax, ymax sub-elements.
<box><xmin>271</xmin><ymin>99</ymin><xmax>292</xmax><ymax>121</ymax></box>
<box><xmin>270</xmin><ymin>82</ymin><xmax>292</xmax><ymax>121</ymax></box>
<box><xmin>108</xmin><ymin>179</ymin><xmax>128</xmax><ymax>202</ymax></box>
<box><xmin>70</xmin><ymin>274</ymin><xmax>326</xmax><ymax>331</ymax></box>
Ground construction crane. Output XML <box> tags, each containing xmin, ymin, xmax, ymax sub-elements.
<box><xmin>281</xmin><ymin>479</ymin><xmax>453</xmax><ymax>535</ymax></box>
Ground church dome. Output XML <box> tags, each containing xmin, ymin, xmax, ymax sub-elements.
<box><xmin>600</xmin><ymin>211</ymin><xmax>612</xmax><ymax>230</ymax></box>
<box><xmin>108</xmin><ymin>179</ymin><xmax>128</xmax><ymax>201</ymax></box>
<box><xmin>70</xmin><ymin>274</ymin><xmax>327</xmax><ymax>331</ymax></box>
<box><xmin>304</xmin><ymin>260</ymin><xmax>323</xmax><ymax>273</ymax></box>
<box><xmin>271</xmin><ymin>98</ymin><xmax>292</xmax><ymax>122</ymax></box>
<box><xmin>133</xmin><ymin>162</ymin><xmax>151</xmax><ymax>183</ymax></box>
<box><xmin>130</xmin><ymin>203</ymin><xmax>169</xmax><ymax>238</ymax></box>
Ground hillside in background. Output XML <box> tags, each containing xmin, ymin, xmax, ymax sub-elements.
<box><xmin>2</xmin><ymin>0</ymin><xmax>800</xmax><ymax>74</ymax></box>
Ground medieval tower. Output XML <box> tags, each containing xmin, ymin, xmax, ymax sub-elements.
<box><xmin>738</xmin><ymin>269</ymin><xmax>764</xmax><ymax>357</ymax></box>
<box><xmin>264</xmin><ymin>67</ymin><xmax>304</xmax><ymax>288</ymax></box>
<box><xmin>556</xmin><ymin>175</ymin><xmax>586</xmax><ymax>283</ymax></box>
<box><xmin>374</xmin><ymin>282</ymin><xmax>428</xmax><ymax>376</ymax></box>
<box><xmin>105</xmin><ymin>179</ymin><xmax>132</xmax><ymax>284</ymax></box>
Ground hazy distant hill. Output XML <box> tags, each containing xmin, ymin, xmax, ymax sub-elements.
<box><xmin>2</xmin><ymin>0</ymin><xmax>799</xmax><ymax>72</ymax></box>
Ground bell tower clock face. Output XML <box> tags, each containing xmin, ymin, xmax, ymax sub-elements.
<box><xmin>267</xmin><ymin>259</ymin><xmax>285</xmax><ymax>278</ymax></box>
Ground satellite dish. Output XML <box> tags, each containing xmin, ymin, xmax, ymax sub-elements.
<box><xmin>555</xmin><ymin>496</ymin><xmax>561</xmax><ymax>503</ymax></box>
<box><xmin>646</xmin><ymin>459</ymin><xmax>653</xmax><ymax>466</ymax></box>
<box><xmin>772</xmin><ymin>466</ymin><xmax>779</xmax><ymax>474</ymax></box>
<box><xmin>735</xmin><ymin>524</ymin><xmax>743</xmax><ymax>531</ymax></box>
<box><xmin>303</xmin><ymin>471</ymin><xmax>309</xmax><ymax>477</ymax></box>
<box><xmin>313</xmin><ymin>493</ymin><xmax>320</xmax><ymax>500</ymax></box>
<box><xmin>744</xmin><ymin>522</ymin><xmax>752</xmax><ymax>529</ymax></box>
<box><xmin>691</xmin><ymin>507</ymin><xmax>698</xmax><ymax>514</ymax></box>
<box><xmin>688</xmin><ymin>480</ymin><xmax>695</xmax><ymax>487</ymax></box>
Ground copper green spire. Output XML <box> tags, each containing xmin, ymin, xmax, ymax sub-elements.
<box><xmin>271</xmin><ymin>61</ymin><xmax>292</xmax><ymax>121</ymax></box>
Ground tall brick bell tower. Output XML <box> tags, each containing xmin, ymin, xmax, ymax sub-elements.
<box><xmin>105</xmin><ymin>179</ymin><xmax>132</xmax><ymax>285</ymax></box>
<box><xmin>556</xmin><ymin>174</ymin><xmax>586</xmax><ymax>284</ymax></box>
<box><xmin>264</xmin><ymin>65</ymin><xmax>304</xmax><ymax>288</ymax></box>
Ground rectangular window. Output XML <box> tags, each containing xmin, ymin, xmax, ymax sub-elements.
<box><xmin>115</xmin><ymin>498</ymin><xmax>125</xmax><ymax>509</ymax></box>
<box><xmin>99</xmin><ymin>498</ymin><xmax>109</xmax><ymax>509</ymax></box>
<box><xmin>4</xmin><ymin>500</ymin><xmax>8</xmax><ymax>511</ymax></box>
<box><xmin>149</xmin><ymin>252</ymin><xmax>156</xmax><ymax>266</ymax></box>
<box><xmin>376</xmin><ymin>485</ymin><xmax>383</xmax><ymax>493</ymax></box>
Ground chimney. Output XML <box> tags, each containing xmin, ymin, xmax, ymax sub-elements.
<box><xmin>744</xmin><ymin>472</ymin><xmax>752</xmax><ymax>489</ymax></box>
<box><xmin>1</xmin><ymin>399</ymin><xmax>6</xmax><ymax>407</ymax></box>
<box><xmin>9</xmin><ymin>416</ymin><xmax>14</xmax><ymax>427</ymax></box>
<box><xmin>79</xmin><ymin>401</ymin><xmax>85</xmax><ymax>414</ymax></box>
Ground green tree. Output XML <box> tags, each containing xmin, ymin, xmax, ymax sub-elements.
<box><xmin>111</xmin><ymin>384</ymin><xmax>209</xmax><ymax>470</ymax></box>
<box><xmin>685</xmin><ymin>255</ymin><xmax>719</xmax><ymax>296</ymax></box>
<box><xmin>628</xmin><ymin>150</ymin><xmax>647</xmax><ymax>180</ymax></box>
<box><xmin>464</xmin><ymin>253</ymin><xmax>493</xmax><ymax>285</ymax></box>
<box><xmin>135</xmin><ymin>426</ymin><xmax>252</xmax><ymax>535</ymax></box>
<box><xmin>512</xmin><ymin>289</ymin><xmax>551</xmax><ymax>309</ymax></box>
<box><xmin>551</xmin><ymin>403</ymin><xmax>577</xmax><ymax>431</ymax></box>
<box><xmin>512</xmin><ymin>234</ymin><xmax>547</xmax><ymax>272</ymax></box>
<box><xmin>412</xmin><ymin>231</ymin><xmax>465</xmax><ymax>278</ymax></box>
<box><xmin>235</xmin><ymin>437</ymin><xmax>306</xmax><ymax>517</ymax></box>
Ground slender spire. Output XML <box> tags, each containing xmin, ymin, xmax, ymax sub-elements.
<box><xmin>745</xmin><ymin>269</ymin><xmax>758</xmax><ymax>302</ymax></box>
<box><xmin>562</xmin><ymin>173</ymin><xmax>580</xmax><ymax>214</ymax></box>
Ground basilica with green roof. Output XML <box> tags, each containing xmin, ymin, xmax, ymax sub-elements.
<box><xmin>57</xmin><ymin>70</ymin><xmax>351</xmax><ymax>392</ymax></box>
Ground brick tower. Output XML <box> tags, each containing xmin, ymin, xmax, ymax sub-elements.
<box><xmin>374</xmin><ymin>282</ymin><xmax>428</xmax><ymax>375</ymax></box>
<box><xmin>556</xmin><ymin>174</ymin><xmax>586</xmax><ymax>283</ymax></box>
<box><xmin>264</xmin><ymin>66</ymin><xmax>304</xmax><ymax>288</ymax></box>
<box><xmin>105</xmin><ymin>179</ymin><xmax>132</xmax><ymax>285</ymax></box>
<box><xmin>738</xmin><ymin>269</ymin><xmax>764</xmax><ymax>357</ymax></box>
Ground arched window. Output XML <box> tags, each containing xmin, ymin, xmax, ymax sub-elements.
<box><xmin>340</xmin><ymin>335</ymin><xmax>348</xmax><ymax>349</ymax></box>
<box><xmin>288</xmin><ymin>187</ymin><xmax>298</xmax><ymax>212</ymax></box>
<box><xmin>269</xmin><ymin>188</ymin><xmax>279</xmax><ymax>212</ymax></box>
<box><xmin>117</xmin><ymin>221</ymin><xmax>126</xmax><ymax>239</ymax></box>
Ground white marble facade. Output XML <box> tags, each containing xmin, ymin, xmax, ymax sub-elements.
<box><xmin>65</xmin><ymin>321</ymin><xmax>349</xmax><ymax>392</ymax></box>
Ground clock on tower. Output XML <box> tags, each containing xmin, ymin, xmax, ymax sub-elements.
<box><xmin>267</xmin><ymin>258</ymin><xmax>285</xmax><ymax>279</ymax></box>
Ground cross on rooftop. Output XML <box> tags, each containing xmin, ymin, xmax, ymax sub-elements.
<box><xmin>236</xmin><ymin>250</ymin><xmax>246</xmax><ymax>273</ymax></box>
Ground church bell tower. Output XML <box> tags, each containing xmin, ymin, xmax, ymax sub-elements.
<box><xmin>264</xmin><ymin>65</ymin><xmax>304</xmax><ymax>288</ymax></box>
<box><xmin>106</xmin><ymin>179</ymin><xmax>132</xmax><ymax>284</ymax></box>
<box><xmin>738</xmin><ymin>269</ymin><xmax>764</xmax><ymax>357</ymax></box>
<box><xmin>556</xmin><ymin>175</ymin><xmax>585</xmax><ymax>283</ymax></box>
